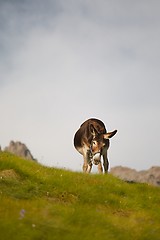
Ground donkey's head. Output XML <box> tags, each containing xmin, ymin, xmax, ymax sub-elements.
<box><xmin>90</xmin><ymin>124</ymin><xmax>117</xmax><ymax>165</ymax></box>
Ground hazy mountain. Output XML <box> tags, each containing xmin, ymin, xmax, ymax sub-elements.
<box><xmin>110</xmin><ymin>166</ymin><xmax>160</xmax><ymax>186</ymax></box>
<box><xmin>4</xmin><ymin>141</ymin><xmax>36</xmax><ymax>161</ymax></box>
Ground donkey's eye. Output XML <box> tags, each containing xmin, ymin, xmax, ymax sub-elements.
<box><xmin>92</xmin><ymin>141</ymin><xmax>96</xmax><ymax>145</ymax></box>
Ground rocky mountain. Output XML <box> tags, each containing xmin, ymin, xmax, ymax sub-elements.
<box><xmin>110</xmin><ymin>166</ymin><xmax>160</xmax><ymax>187</ymax></box>
<box><xmin>4</xmin><ymin>141</ymin><xmax>36</xmax><ymax>161</ymax></box>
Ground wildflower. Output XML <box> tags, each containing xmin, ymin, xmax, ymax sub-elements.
<box><xmin>19</xmin><ymin>209</ymin><xmax>26</xmax><ymax>219</ymax></box>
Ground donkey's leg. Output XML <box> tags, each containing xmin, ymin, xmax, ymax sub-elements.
<box><xmin>83</xmin><ymin>157</ymin><xmax>88</xmax><ymax>172</ymax></box>
<box><xmin>86</xmin><ymin>150</ymin><xmax>93</xmax><ymax>173</ymax></box>
<box><xmin>83</xmin><ymin>149</ymin><xmax>92</xmax><ymax>173</ymax></box>
<box><xmin>98</xmin><ymin>161</ymin><xmax>103</xmax><ymax>173</ymax></box>
<box><xmin>83</xmin><ymin>159</ymin><xmax>92</xmax><ymax>173</ymax></box>
<box><xmin>82</xmin><ymin>149</ymin><xmax>92</xmax><ymax>173</ymax></box>
<box><xmin>86</xmin><ymin>162</ymin><xmax>93</xmax><ymax>173</ymax></box>
<box><xmin>102</xmin><ymin>148</ymin><xmax>109</xmax><ymax>173</ymax></box>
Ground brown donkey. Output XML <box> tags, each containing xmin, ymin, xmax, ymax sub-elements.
<box><xmin>74</xmin><ymin>118</ymin><xmax>117</xmax><ymax>173</ymax></box>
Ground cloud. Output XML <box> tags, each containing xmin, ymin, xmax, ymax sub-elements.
<box><xmin>0</xmin><ymin>0</ymin><xmax>160</xmax><ymax>171</ymax></box>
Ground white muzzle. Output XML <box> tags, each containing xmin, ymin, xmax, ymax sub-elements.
<box><xmin>92</xmin><ymin>152</ymin><xmax>101</xmax><ymax>165</ymax></box>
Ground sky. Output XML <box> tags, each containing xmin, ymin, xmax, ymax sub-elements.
<box><xmin>0</xmin><ymin>0</ymin><xmax>160</xmax><ymax>172</ymax></box>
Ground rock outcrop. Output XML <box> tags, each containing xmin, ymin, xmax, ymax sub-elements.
<box><xmin>110</xmin><ymin>166</ymin><xmax>160</xmax><ymax>186</ymax></box>
<box><xmin>4</xmin><ymin>141</ymin><xmax>35</xmax><ymax>161</ymax></box>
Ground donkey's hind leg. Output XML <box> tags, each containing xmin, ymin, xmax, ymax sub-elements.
<box><xmin>98</xmin><ymin>161</ymin><xmax>103</xmax><ymax>173</ymax></box>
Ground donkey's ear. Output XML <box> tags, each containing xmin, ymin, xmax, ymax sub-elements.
<box><xmin>89</xmin><ymin>124</ymin><xmax>98</xmax><ymax>137</ymax></box>
<box><xmin>103</xmin><ymin>130</ymin><xmax>117</xmax><ymax>139</ymax></box>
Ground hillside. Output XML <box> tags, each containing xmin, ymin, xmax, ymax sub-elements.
<box><xmin>0</xmin><ymin>152</ymin><xmax>160</xmax><ymax>240</ymax></box>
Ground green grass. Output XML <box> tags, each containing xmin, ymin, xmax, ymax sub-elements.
<box><xmin>0</xmin><ymin>151</ymin><xmax>160</xmax><ymax>240</ymax></box>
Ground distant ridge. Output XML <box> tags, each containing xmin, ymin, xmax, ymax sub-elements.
<box><xmin>110</xmin><ymin>166</ymin><xmax>160</xmax><ymax>186</ymax></box>
<box><xmin>4</xmin><ymin>140</ymin><xmax>36</xmax><ymax>161</ymax></box>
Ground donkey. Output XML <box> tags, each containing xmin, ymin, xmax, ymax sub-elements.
<box><xmin>74</xmin><ymin>118</ymin><xmax>117</xmax><ymax>173</ymax></box>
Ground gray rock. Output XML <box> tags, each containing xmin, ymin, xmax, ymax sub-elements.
<box><xmin>4</xmin><ymin>141</ymin><xmax>35</xmax><ymax>161</ymax></box>
<box><xmin>110</xmin><ymin>166</ymin><xmax>160</xmax><ymax>186</ymax></box>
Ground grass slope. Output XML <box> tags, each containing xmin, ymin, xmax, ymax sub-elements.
<box><xmin>0</xmin><ymin>152</ymin><xmax>160</xmax><ymax>240</ymax></box>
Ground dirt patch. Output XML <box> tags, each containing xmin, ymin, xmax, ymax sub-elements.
<box><xmin>0</xmin><ymin>169</ymin><xmax>20</xmax><ymax>180</ymax></box>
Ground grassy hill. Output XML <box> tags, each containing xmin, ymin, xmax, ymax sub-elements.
<box><xmin>0</xmin><ymin>152</ymin><xmax>160</xmax><ymax>240</ymax></box>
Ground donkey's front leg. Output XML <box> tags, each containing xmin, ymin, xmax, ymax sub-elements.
<box><xmin>82</xmin><ymin>158</ymin><xmax>88</xmax><ymax>172</ymax></box>
<box><xmin>98</xmin><ymin>161</ymin><xmax>103</xmax><ymax>173</ymax></box>
<box><xmin>86</xmin><ymin>162</ymin><xmax>93</xmax><ymax>173</ymax></box>
<box><xmin>83</xmin><ymin>150</ymin><xmax>92</xmax><ymax>173</ymax></box>
<box><xmin>102</xmin><ymin>148</ymin><xmax>109</xmax><ymax>173</ymax></box>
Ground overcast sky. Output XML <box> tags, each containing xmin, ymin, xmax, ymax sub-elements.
<box><xmin>0</xmin><ymin>0</ymin><xmax>160</xmax><ymax>172</ymax></box>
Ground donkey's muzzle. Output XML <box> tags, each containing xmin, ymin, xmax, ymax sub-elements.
<box><xmin>92</xmin><ymin>152</ymin><xmax>101</xmax><ymax>165</ymax></box>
